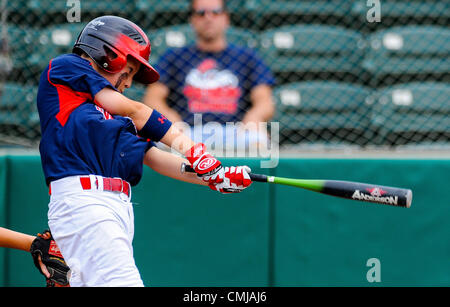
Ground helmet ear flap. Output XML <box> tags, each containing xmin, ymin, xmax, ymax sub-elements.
<box><xmin>104</xmin><ymin>45</ymin><xmax>118</xmax><ymax>60</ymax></box>
<box><xmin>99</xmin><ymin>45</ymin><xmax>126</xmax><ymax>72</ymax></box>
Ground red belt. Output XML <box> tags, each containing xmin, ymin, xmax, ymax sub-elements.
<box><xmin>49</xmin><ymin>176</ymin><xmax>130</xmax><ymax>197</ymax></box>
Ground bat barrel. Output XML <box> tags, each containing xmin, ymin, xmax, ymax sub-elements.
<box><xmin>322</xmin><ymin>180</ymin><xmax>412</xmax><ymax>208</ymax></box>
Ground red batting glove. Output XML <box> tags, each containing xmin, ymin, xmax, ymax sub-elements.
<box><xmin>209</xmin><ymin>166</ymin><xmax>252</xmax><ymax>194</ymax></box>
<box><xmin>185</xmin><ymin>143</ymin><xmax>224</xmax><ymax>184</ymax></box>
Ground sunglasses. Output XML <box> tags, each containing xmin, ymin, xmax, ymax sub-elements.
<box><xmin>192</xmin><ymin>8</ymin><xmax>225</xmax><ymax>17</ymax></box>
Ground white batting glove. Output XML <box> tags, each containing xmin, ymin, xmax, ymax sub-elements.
<box><xmin>209</xmin><ymin>166</ymin><xmax>252</xmax><ymax>194</ymax></box>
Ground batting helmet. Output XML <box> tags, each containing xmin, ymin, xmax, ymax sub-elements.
<box><xmin>73</xmin><ymin>16</ymin><xmax>159</xmax><ymax>84</ymax></box>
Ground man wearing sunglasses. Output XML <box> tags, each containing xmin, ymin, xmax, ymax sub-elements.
<box><xmin>144</xmin><ymin>0</ymin><xmax>275</xmax><ymax>152</ymax></box>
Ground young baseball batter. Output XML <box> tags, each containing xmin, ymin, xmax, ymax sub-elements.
<box><xmin>36</xmin><ymin>16</ymin><xmax>252</xmax><ymax>286</ymax></box>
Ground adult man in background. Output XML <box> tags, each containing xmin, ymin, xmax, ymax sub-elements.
<box><xmin>144</xmin><ymin>0</ymin><xmax>275</xmax><ymax>151</ymax></box>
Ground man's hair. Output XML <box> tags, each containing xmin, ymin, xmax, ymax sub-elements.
<box><xmin>189</xmin><ymin>0</ymin><xmax>228</xmax><ymax>15</ymax></box>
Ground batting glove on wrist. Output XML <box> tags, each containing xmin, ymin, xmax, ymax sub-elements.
<box><xmin>30</xmin><ymin>230</ymin><xmax>70</xmax><ymax>287</ymax></box>
<box><xmin>185</xmin><ymin>143</ymin><xmax>224</xmax><ymax>184</ymax></box>
<box><xmin>209</xmin><ymin>166</ymin><xmax>252</xmax><ymax>194</ymax></box>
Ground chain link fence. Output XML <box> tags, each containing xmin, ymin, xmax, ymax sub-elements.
<box><xmin>0</xmin><ymin>0</ymin><xmax>449</xmax><ymax>150</ymax></box>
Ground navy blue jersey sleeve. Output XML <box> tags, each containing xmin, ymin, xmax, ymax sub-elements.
<box><xmin>48</xmin><ymin>54</ymin><xmax>117</xmax><ymax>97</ymax></box>
<box><xmin>244</xmin><ymin>48</ymin><xmax>276</xmax><ymax>88</ymax></box>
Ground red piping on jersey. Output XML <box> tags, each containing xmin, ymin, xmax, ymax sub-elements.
<box><xmin>47</xmin><ymin>59</ymin><xmax>94</xmax><ymax>126</ymax></box>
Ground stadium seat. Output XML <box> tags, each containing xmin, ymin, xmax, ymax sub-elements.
<box><xmin>28</xmin><ymin>23</ymin><xmax>87</xmax><ymax>69</ymax></box>
<box><xmin>244</xmin><ymin>0</ymin><xmax>353</xmax><ymax>29</ymax></box>
<box><xmin>258</xmin><ymin>25</ymin><xmax>365</xmax><ymax>74</ymax></box>
<box><xmin>136</xmin><ymin>0</ymin><xmax>192</xmax><ymax>29</ymax></box>
<box><xmin>0</xmin><ymin>24</ymin><xmax>37</xmax><ymax>70</ymax></box>
<box><xmin>136</xmin><ymin>0</ymin><xmax>189</xmax><ymax>14</ymax></box>
<box><xmin>27</xmin><ymin>0</ymin><xmax>135</xmax><ymax>14</ymax></box>
<box><xmin>352</xmin><ymin>0</ymin><xmax>450</xmax><ymax>20</ymax></box>
<box><xmin>363</xmin><ymin>26</ymin><xmax>450</xmax><ymax>76</ymax></box>
<box><xmin>246</xmin><ymin>0</ymin><xmax>352</xmax><ymax>16</ymax></box>
<box><xmin>4</xmin><ymin>0</ymin><xmax>29</xmax><ymax>13</ymax></box>
<box><xmin>137</xmin><ymin>0</ymin><xmax>245</xmax><ymax>14</ymax></box>
<box><xmin>137</xmin><ymin>0</ymin><xmax>248</xmax><ymax>15</ymax></box>
<box><xmin>368</xmin><ymin>82</ymin><xmax>450</xmax><ymax>144</ymax></box>
<box><xmin>273</xmin><ymin>81</ymin><xmax>372</xmax><ymax>144</ymax></box>
<box><xmin>0</xmin><ymin>82</ymin><xmax>39</xmax><ymax>126</ymax></box>
<box><xmin>147</xmin><ymin>25</ymin><xmax>194</xmax><ymax>61</ymax></box>
<box><xmin>147</xmin><ymin>24</ymin><xmax>258</xmax><ymax>62</ymax></box>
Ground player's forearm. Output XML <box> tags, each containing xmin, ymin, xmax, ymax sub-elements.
<box><xmin>157</xmin><ymin>106</ymin><xmax>183</xmax><ymax>123</ymax></box>
<box><xmin>144</xmin><ymin>147</ymin><xmax>207</xmax><ymax>186</ymax></box>
<box><xmin>143</xmin><ymin>97</ymin><xmax>182</xmax><ymax>123</ymax></box>
<box><xmin>0</xmin><ymin>227</ymin><xmax>35</xmax><ymax>251</ymax></box>
<box><xmin>160</xmin><ymin>125</ymin><xmax>195</xmax><ymax>155</ymax></box>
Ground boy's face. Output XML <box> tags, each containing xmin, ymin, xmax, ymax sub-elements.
<box><xmin>98</xmin><ymin>57</ymin><xmax>141</xmax><ymax>94</ymax></box>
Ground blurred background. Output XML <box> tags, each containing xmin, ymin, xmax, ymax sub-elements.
<box><xmin>0</xmin><ymin>0</ymin><xmax>449</xmax><ymax>287</ymax></box>
<box><xmin>0</xmin><ymin>0</ymin><xmax>449</xmax><ymax>150</ymax></box>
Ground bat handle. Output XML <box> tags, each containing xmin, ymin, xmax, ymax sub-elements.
<box><xmin>181</xmin><ymin>163</ymin><xmax>268</xmax><ymax>182</ymax></box>
<box><xmin>249</xmin><ymin>173</ymin><xmax>268</xmax><ymax>182</ymax></box>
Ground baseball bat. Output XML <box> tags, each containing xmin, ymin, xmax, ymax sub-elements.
<box><xmin>181</xmin><ymin>163</ymin><xmax>412</xmax><ymax>208</ymax></box>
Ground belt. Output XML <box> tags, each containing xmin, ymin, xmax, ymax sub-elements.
<box><xmin>49</xmin><ymin>176</ymin><xmax>131</xmax><ymax>197</ymax></box>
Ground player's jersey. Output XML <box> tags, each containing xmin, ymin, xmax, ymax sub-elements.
<box><xmin>37</xmin><ymin>53</ymin><xmax>154</xmax><ymax>186</ymax></box>
<box><xmin>156</xmin><ymin>43</ymin><xmax>275</xmax><ymax>126</ymax></box>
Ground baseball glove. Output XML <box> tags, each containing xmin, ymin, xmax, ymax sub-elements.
<box><xmin>30</xmin><ymin>230</ymin><xmax>70</xmax><ymax>287</ymax></box>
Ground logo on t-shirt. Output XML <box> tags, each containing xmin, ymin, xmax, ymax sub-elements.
<box><xmin>183</xmin><ymin>59</ymin><xmax>241</xmax><ymax>114</ymax></box>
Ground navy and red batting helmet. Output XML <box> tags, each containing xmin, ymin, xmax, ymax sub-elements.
<box><xmin>73</xmin><ymin>15</ymin><xmax>159</xmax><ymax>84</ymax></box>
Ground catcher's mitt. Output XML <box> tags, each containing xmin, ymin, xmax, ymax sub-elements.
<box><xmin>30</xmin><ymin>230</ymin><xmax>70</xmax><ymax>287</ymax></box>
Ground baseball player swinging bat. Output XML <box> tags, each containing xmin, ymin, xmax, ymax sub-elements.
<box><xmin>181</xmin><ymin>163</ymin><xmax>413</xmax><ymax>208</ymax></box>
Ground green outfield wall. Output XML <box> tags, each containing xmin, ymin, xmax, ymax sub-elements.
<box><xmin>0</xmin><ymin>155</ymin><xmax>449</xmax><ymax>286</ymax></box>
<box><xmin>0</xmin><ymin>156</ymin><xmax>7</xmax><ymax>286</ymax></box>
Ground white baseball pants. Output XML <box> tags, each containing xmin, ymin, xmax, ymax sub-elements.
<box><xmin>47</xmin><ymin>175</ymin><xmax>144</xmax><ymax>287</ymax></box>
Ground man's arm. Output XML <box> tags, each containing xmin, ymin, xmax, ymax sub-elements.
<box><xmin>143</xmin><ymin>82</ymin><xmax>183</xmax><ymax>123</ymax></box>
<box><xmin>242</xmin><ymin>84</ymin><xmax>275</xmax><ymax>125</ymax></box>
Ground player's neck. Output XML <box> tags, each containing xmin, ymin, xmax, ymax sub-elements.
<box><xmin>196</xmin><ymin>37</ymin><xmax>227</xmax><ymax>53</ymax></box>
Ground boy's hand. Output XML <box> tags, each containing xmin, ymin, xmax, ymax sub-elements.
<box><xmin>209</xmin><ymin>166</ymin><xmax>253</xmax><ymax>193</ymax></box>
<box><xmin>185</xmin><ymin>143</ymin><xmax>225</xmax><ymax>184</ymax></box>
